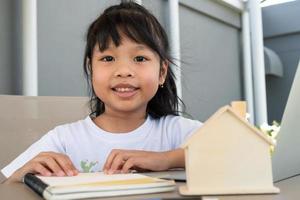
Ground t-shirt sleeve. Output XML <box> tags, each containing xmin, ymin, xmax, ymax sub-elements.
<box><xmin>1</xmin><ymin>127</ymin><xmax>66</xmax><ymax>178</ymax></box>
<box><xmin>168</xmin><ymin>116</ymin><xmax>203</xmax><ymax>149</ymax></box>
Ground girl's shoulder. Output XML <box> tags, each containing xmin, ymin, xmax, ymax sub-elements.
<box><xmin>153</xmin><ymin>114</ymin><xmax>203</xmax><ymax>131</ymax></box>
<box><xmin>158</xmin><ymin>114</ymin><xmax>202</xmax><ymax>124</ymax></box>
<box><xmin>49</xmin><ymin>116</ymin><xmax>92</xmax><ymax>136</ymax></box>
<box><xmin>150</xmin><ymin>115</ymin><xmax>203</xmax><ymax>148</ymax></box>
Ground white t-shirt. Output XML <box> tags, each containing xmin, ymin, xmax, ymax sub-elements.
<box><xmin>1</xmin><ymin>115</ymin><xmax>202</xmax><ymax>178</ymax></box>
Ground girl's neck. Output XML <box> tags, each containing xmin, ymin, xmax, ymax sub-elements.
<box><xmin>93</xmin><ymin>111</ymin><xmax>147</xmax><ymax>133</ymax></box>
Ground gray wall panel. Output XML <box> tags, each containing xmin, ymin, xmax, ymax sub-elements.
<box><xmin>263</xmin><ymin>0</ymin><xmax>300</xmax><ymax>38</ymax></box>
<box><xmin>12</xmin><ymin>0</ymin><xmax>23</xmax><ymax>95</ymax></box>
<box><xmin>179</xmin><ymin>4</ymin><xmax>242</xmax><ymax>121</ymax></box>
<box><xmin>0</xmin><ymin>0</ymin><xmax>13</xmax><ymax>94</ymax></box>
<box><xmin>180</xmin><ymin>0</ymin><xmax>241</xmax><ymax>28</ymax></box>
<box><xmin>265</xmin><ymin>35</ymin><xmax>300</xmax><ymax>122</ymax></box>
<box><xmin>263</xmin><ymin>2</ymin><xmax>300</xmax><ymax>123</ymax></box>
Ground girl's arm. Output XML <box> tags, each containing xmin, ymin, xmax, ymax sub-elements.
<box><xmin>103</xmin><ymin>148</ymin><xmax>185</xmax><ymax>174</ymax></box>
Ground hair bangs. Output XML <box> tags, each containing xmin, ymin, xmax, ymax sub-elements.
<box><xmin>95</xmin><ymin>9</ymin><xmax>163</xmax><ymax>58</ymax></box>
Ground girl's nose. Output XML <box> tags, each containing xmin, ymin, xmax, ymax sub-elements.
<box><xmin>114</xmin><ymin>62</ymin><xmax>135</xmax><ymax>78</ymax></box>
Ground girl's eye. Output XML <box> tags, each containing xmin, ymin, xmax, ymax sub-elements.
<box><xmin>100</xmin><ymin>56</ymin><xmax>114</xmax><ymax>62</ymax></box>
<box><xmin>134</xmin><ymin>56</ymin><xmax>148</xmax><ymax>62</ymax></box>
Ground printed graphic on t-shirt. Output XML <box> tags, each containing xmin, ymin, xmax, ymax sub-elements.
<box><xmin>80</xmin><ymin>160</ymin><xmax>98</xmax><ymax>172</ymax></box>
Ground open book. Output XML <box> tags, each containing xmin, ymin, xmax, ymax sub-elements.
<box><xmin>23</xmin><ymin>172</ymin><xmax>176</xmax><ymax>200</ymax></box>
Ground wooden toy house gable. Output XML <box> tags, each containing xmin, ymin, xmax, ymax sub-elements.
<box><xmin>180</xmin><ymin>106</ymin><xmax>279</xmax><ymax>195</ymax></box>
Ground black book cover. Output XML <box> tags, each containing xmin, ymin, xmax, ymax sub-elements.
<box><xmin>24</xmin><ymin>173</ymin><xmax>49</xmax><ymax>197</ymax></box>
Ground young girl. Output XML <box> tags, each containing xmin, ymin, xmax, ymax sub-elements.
<box><xmin>2</xmin><ymin>2</ymin><xmax>202</xmax><ymax>183</ymax></box>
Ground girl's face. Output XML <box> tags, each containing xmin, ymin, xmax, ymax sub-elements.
<box><xmin>91</xmin><ymin>35</ymin><xmax>167</xmax><ymax>117</ymax></box>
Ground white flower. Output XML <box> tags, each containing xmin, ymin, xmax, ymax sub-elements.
<box><xmin>258</xmin><ymin>121</ymin><xmax>281</xmax><ymax>154</ymax></box>
<box><xmin>259</xmin><ymin>122</ymin><xmax>273</xmax><ymax>133</ymax></box>
<box><xmin>246</xmin><ymin>113</ymin><xmax>251</xmax><ymax>121</ymax></box>
<box><xmin>271</xmin><ymin>124</ymin><xmax>280</xmax><ymax>133</ymax></box>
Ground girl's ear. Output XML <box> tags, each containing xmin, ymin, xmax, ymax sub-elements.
<box><xmin>159</xmin><ymin>60</ymin><xmax>168</xmax><ymax>85</ymax></box>
<box><xmin>86</xmin><ymin>58</ymin><xmax>92</xmax><ymax>76</ymax></box>
<box><xmin>86</xmin><ymin>58</ymin><xmax>91</xmax><ymax>67</ymax></box>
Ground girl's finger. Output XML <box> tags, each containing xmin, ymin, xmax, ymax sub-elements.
<box><xmin>109</xmin><ymin>153</ymin><xmax>128</xmax><ymax>173</ymax></box>
<box><xmin>103</xmin><ymin>150</ymin><xmax>119</xmax><ymax>172</ymax></box>
<box><xmin>53</xmin><ymin>154</ymin><xmax>78</xmax><ymax>176</ymax></box>
<box><xmin>41</xmin><ymin>157</ymin><xmax>66</xmax><ymax>176</ymax></box>
<box><xmin>121</xmin><ymin>157</ymin><xmax>136</xmax><ymax>173</ymax></box>
<box><xmin>31</xmin><ymin>162</ymin><xmax>52</xmax><ymax>176</ymax></box>
<box><xmin>111</xmin><ymin>169</ymin><xmax>122</xmax><ymax>174</ymax></box>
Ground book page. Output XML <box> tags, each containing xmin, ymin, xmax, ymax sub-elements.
<box><xmin>37</xmin><ymin>172</ymin><xmax>163</xmax><ymax>187</ymax></box>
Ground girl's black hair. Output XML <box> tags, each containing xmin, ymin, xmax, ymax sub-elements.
<box><xmin>83</xmin><ymin>1</ymin><xmax>184</xmax><ymax>118</ymax></box>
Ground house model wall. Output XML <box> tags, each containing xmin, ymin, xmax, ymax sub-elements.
<box><xmin>180</xmin><ymin>106</ymin><xmax>279</xmax><ymax>195</ymax></box>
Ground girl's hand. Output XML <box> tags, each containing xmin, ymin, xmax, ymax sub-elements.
<box><xmin>103</xmin><ymin>148</ymin><xmax>184</xmax><ymax>174</ymax></box>
<box><xmin>5</xmin><ymin>152</ymin><xmax>78</xmax><ymax>183</ymax></box>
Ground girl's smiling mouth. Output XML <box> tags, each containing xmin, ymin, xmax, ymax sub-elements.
<box><xmin>114</xmin><ymin>87</ymin><xmax>136</xmax><ymax>92</ymax></box>
<box><xmin>111</xmin><ymin>83</ymin><xmax>139</xmax><ymax>98</ymax></box>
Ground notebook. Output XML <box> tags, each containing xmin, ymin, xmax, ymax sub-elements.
<box><xmin>23</xmin><ymin>172</ymin><xmax>175</xmax><ymax>200</ymax></box>
<box><xmin>141</xmin><ymin>169</ymin><xmax>186</xmax><ymax>181</ymax></box>
<box><xmin>272</xmin><ymin>59</ymin><xmax>300</xmax><ymax>181</ymax></box>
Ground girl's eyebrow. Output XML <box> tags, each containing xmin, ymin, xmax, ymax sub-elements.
<box><xmin>135</xmin><ymin>45</ymin><xmax>147</xmax><ymax>50</ymax></box>
<box><xmin>93</xmin><ymin>44</ymin><xmax>153</xmax><ymax>54</ymax></box>
<box><xmin>94</xmin><ymin>44</ymin><xmax>147</xmax><ymax>51</ymax></box>
<box><xmin>134</xmin><ymin>45</ymin><xmax>155</xmax><ymax>54</ymax></box>
<box><xmin>134</xmin><ymin>45</ymin><xmax>158</xmax><ymax>57</ymax></box>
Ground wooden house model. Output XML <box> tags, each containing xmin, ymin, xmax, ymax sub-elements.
<box><xmin>179</xmin><ymin>105</ymin><xmax>280</xmax><ymax>195</ymax></box>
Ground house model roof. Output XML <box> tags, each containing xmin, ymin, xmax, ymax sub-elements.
<box><xmin>181</xmin><ymin>105</ymin><xmax>275</xmax><ymax>148</ymax></box>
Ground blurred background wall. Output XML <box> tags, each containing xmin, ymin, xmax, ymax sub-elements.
<box><xmin>0</xmin><ymin>0</ymin><xmax>299</xmax><ymax>123</ymax></box>
<box><xmin>0</xmin><ymin>0</ymin><xmax>14</xmax><ymax>94</ymax></box>
<box><xmin>262</xmin><ymin>0</ymin><xmax>300</xmax><ymax>123</ymax></box>
<box><xmin>0</xmin><ymin>0</ymin><xmax>243</xmax><ymax>122</ymax></box>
